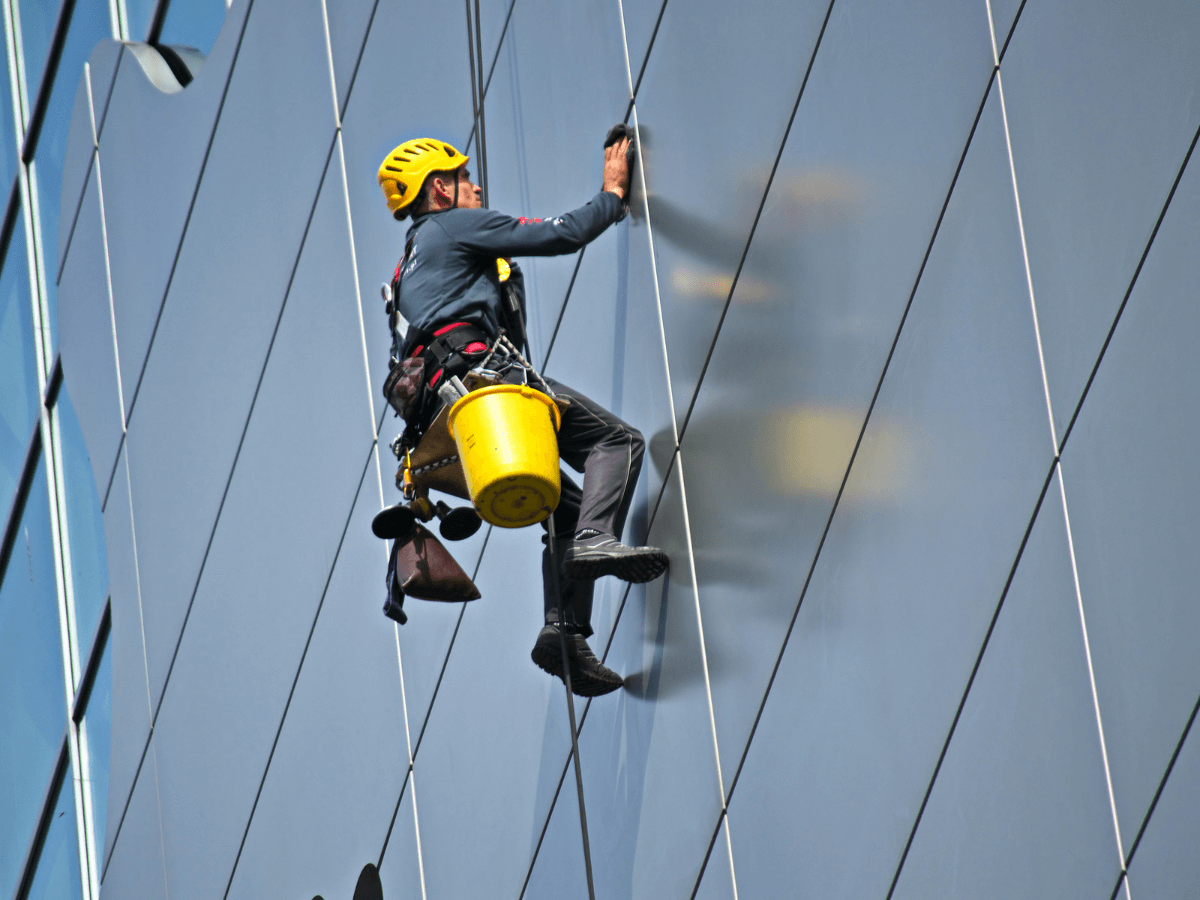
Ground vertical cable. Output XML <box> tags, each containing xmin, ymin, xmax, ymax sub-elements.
<box><xmin>472</xmin><ymin>0</ymin><xmax>488</xmax><ymax>206</ymax></box>
<box><xmin>464</xmin><ymin>0</ymin><xmax>480</xmax><ymax>177</ymax></box>
<box><xmin>544</xmin><ymin>510</ymin><xmax>597</xmax><ymax>900</ymax></box>
<box><xmin>984</xmin><ymin>3</ymin><xmax>1130</xmax><ymax>895</ymax></box>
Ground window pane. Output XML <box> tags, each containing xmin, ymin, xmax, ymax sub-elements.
<box><xmin>56</xmin><ymin>389</ymin><xmax>108</xmax><ymax>654</ymax></box>
<box><xmin>15</xmin><ymin>0</ymin><xmax>61</xmax><ymax>107</ymax></box>
<box><xmin>0</xmin><ymin>22</ymin><xmax>16</xmax><ymax>188</ymax></box>
<box><xmin>124</xmin><ymin>0</ymin><xmax>156</xmax><ymax>40</ymax></box>
<box><xmin>158</xmin><ymin>0</ymin><xmax>228</xmax><ymax>55</ymax></box>
<box><xmin>32</xmin><ymin>0</ymin><xmax>113</xmax><ymax>355</ymax></box>
<box><xmin>82</xmin><ymin>638</ymin><xmax>112</xmax><ymax>860</ymax></box>
<box><xmin>0</xmin><ymin>212</ymin><xmax>37</xmax><ymax>511</ymax></box>
<box><xmin>0</xmin><ymin>457</ymin><xmax>67</xmax><ymax>900</ymax></box>
<box><xmin>24</xmin><ymin>761</ymin><xmax>83</xmax><ymax>900</ymax></box>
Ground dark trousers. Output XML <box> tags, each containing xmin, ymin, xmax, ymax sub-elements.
<box><xmin>533</xmin><ymin>377</ymin><xmax>645</xmax><ymax>637</ymax></box>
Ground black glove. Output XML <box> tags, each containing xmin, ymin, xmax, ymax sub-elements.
<box><xmin>604</xmin><ymin>122</ymin><xmax>637</xmax><ymax>167</ymax></box>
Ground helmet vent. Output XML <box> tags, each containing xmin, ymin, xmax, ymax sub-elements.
<box><xmin>444</xmin><ymin>146</ymin><xmax>455</xmax><ymax>156</ymax></box>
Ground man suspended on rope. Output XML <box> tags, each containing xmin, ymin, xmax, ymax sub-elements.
<box><xmin>375</xmin><ymin>129</ymin><xmax>667</xmax><ymax>697</ymax></box>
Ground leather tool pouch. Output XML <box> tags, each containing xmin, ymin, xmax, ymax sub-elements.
<box><xmin>385</xmin><ymin>524</ymin><xmax>481</xmax><ymax>616</ymax></box>
<box><xmin>382</xmin><ymin>356</ymin><xmax>426</xmax><ymax>421</ymax></box>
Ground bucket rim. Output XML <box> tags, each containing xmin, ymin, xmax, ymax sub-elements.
<box><xmin>447</xmin><ymin>383</ymin><xmax>561</xmax><ymax>432</ymax></box>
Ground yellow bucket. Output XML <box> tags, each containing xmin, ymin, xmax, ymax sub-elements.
<box><xmin>447</xmin><ymin>384</ymin><xmax>561</xmax><ymax>528</ymax></box>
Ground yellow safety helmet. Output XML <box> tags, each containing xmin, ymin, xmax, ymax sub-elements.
<box><xmin>378</xmin><ymin>138</ymin><xmax>469</xmax><ymax>219</ymax></box>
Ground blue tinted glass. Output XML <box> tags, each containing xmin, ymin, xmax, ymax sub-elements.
<box><xmin>55</xmin><ymin>390</ymin><xmax>109</xmax><ymax>655</ymax></box>
<box><xmin>25</xmin><ymin>761</ymin><xmax>83</xmax><ymax>900</ymax></box>
<box><xmin>0</xmin><ymin>17</ymin><xmax>16</xmax><ymax>187</ymax></box>
<box><xmin>33</xmin><ymin>0</ymin><xmax>113</xmax><ymax>355</ymax></box>
<box><xmin>0</xmin><ymin>212</ymin><xmax>38</xmax><ymax>510</ymax></box>
<box><xmin>124</xmin><ymin>0</ymin><xmax>156</xmax><ymax>40</ymax></box>
<box><xmin>158</xmin><ymin>0</ymin><xmax>227</xmax><ymax>55</ymax></box>
<box><xmin>84</xmin><ymin>638</ymin><xmax>112</xmax><ymax>860</ymax></box>
<box><xmin>0</xmin><ymin>457</ymin><xmax>67</xmax><ymax>900</ymax></box>
<box><xmin>16</xmin><ymin>0</ymin><xmax>61</xmax><ymax>104</ymax></box>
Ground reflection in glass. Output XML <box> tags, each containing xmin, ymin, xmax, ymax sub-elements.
<box><xmin>15</xmin><ymin>0</ymin><xmax>59</xmax><ymax>104</ymax></box>
<box><xmin>83</xmin><ymin>638</ymin><xmax>112</xmax><ymax>862</ymax></box>
<box><xmin>32</xmin><ymin>0</ymin><xmax>113</xmax><ymax>354</ymax></box>
<box><xmin>24</xmin><ymin>762</ymin><xmax>83</xmax><ymax>900</ymax></box>
<box><xmin>124</xmin><ymin>0</ymin><xmax>156</xmax><ymax>41</ymax></box>
<box><xmin>0</xmin><ymin>19</ymin><xmax>16</xmax><ymax>188</ymax></box>
<box><xmin>0</xmin><ymin>457</ymin><xmax>67</xmax><ymax>900</ymax></box>
<box><xmin>55</xmin><ymin>390</ymin><xmax>109</xmax><ymax>654</ymax></box>
<box><xmin>0</xmin><ymin>212</ymin><xmax>37</xmax><ymax>510</ymax></box>
<box><xmin>158</xmin><ymin>0</ymin><xmax>228</xmax><ymax>55</ymax></box>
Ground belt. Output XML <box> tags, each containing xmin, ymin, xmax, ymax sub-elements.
<box><xmin>409</xmin><ymin>322</ymin><xmax>491</xmax><ymax>389</ymax></box>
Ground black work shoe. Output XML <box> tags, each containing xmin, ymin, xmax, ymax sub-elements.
<box><xmin>530</xmin><ymin>626</ymin><xmax>624</xmax><ymax>697</ymax></box>
<box><xmin>562</xmin><ymin>532</ymin><xmax>669</xmax><ymax>583</ymax></box>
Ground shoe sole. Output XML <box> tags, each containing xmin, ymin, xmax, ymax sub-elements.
<box><xmin>531</xmin><ymin>640</ymin><xmax>623</xmax><ymax>697</ymax></box>
<box><xmin>563</xmin><ymin>548</ymin><xmax>669</xmax><ymax>584</ymax></box>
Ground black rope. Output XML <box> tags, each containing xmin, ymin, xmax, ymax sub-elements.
<box><xmin>464</xmin><ymin>0</ymin><xmax>481</xmax><ymax>172</ymax></box>
<box><xmin>544</xmin><ymin>510</ymin><xmax>597</xmax><ymax>900</ymax></box>
<box><xmin>473</xmin><ymin>0</ymin><xmax>489</xmax><ymax>207</ymax></box>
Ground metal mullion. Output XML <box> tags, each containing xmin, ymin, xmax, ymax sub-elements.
<box><xmin>109</xmin><ymin>0</ymin><xmax>125</xmax><ymax>41</ymax></box>
<box><xmin>1</xmin><ymin>0</ymin><xmax>29</xmax><ymax>130</ymax></box>
<box><xmin>66</xmin><ymin>717</ymin><xmax>98</xmax><ymax>900</ymax></box>
<box><xmin>44</xmin><ymin>401</ymin><xmax>82</xmax><ymax>685</ymax></box>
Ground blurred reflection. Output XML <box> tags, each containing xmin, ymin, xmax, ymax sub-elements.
<box><xmin>642</xmin><ymin>157</ymin><xmax>913</xmax><ymax>590</ymax></box>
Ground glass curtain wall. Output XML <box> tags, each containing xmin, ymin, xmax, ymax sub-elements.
<box><xmin>0</xmin><ymin>1</ymin><xmax>226</xmax><ymax>898</ymax></box>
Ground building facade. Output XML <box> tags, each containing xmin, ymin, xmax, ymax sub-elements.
<box><xmin>8</xmin><ymin>0</ymin><xmax>1199</xmax><ymax>898</ymax></box>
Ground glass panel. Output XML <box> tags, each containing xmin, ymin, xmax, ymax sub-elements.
<box><xmin>83</xmin><ymin>636</ymin><xmax>112</xmax><ymax>860</ymax></box>
<box><xmin>115</xmin><ymin>0</ymin><xmax>335</xmax><ymax>714</ymax></box>
<box><xmin>567</xmin><ymin>472</ymin><xmax>722</xmax><ymax>900</ymax></box>
<box><xmin>377</xmin><ymin>786</ymin><xmax>426</xmax><ymax>900</ymax></box>
<box><xmin>124</xmin><ymin>0</ymin><xmax>156</xmax><ymax>40</ymax></box>
<box><xmin>144</xmin><ymin>165</ymin><xmax>375</xmax><ymax>900</ymax></box>
<box><xmin>98</xmin><ymin>447</ymin><xmax>151</xmax><ymax>869</ymax></box>
<box><xmin>58</xmin><ymin>40</ymin><xmax>126</xmax><ymax>283</ymax></box>
<box><xmin>223</xmin><ymin>471</ymin><xmax>423</xmax><ymax>900</ymax></box>
<box><xmin>340</xmin><ymin>0</ymin><xmax>473</xmax><ymax>403</ymax></box>
<box><xmin>16</xmin><ymin>0</ymin><xmax>61</xmax><ymax>105</ymax></box>
<box><xmin>891</xmin><ymin>472</ymin><xmax>1120</xmax><ymax>899</ymax></box>
<box><xmin>520</xmin><ymin>770</ymin><xmax>589</xmax><ymax>900</ymax></box>
<box><xmin>628</xmin><ymin>0</ymin><xmax>831</xmax><ymax>420</ymax></box>
<box><xmin>0</xmin><ymin>11</ymin><xmax>17</xmax><ymax>188</ymax></box>
<box><xmin>96</xmin><ymin>746</ymin><xmax>167</xmax><ymax>900</ymax></box>
<box><xmin>1123</xmin><ymin>716</ymin><xmax>1200</xmax><ymax>900</ymax></box>
<box><xmin>691</xmin><ymin>820</ymin><xmax>735</xmax><ymax>900</ymax></box>
<box><xmin>0</xmin><ymin>457</ymin><xmax>67</xmax><ymax>900</ymax></box>
<box><xmin>477</xmin><ymin>0</ymin><xmax>630</xmax><ymax>365</ymax></box>
<box><xmin>413</xmin><ymin>523</ymin><xmax>574</xmax><ymax>900</ymax></box>
<box><xmin>97</xmin><ymin>1</ymin><xmax>251</xmax><ymax>425</ymax></box>
<box><xmin>1000</xmin><ymin>0</ymin><xmax>1200</xmax><ymax>438</ymax></box>
<box><xmin>158</xmin><ymin>0</ymin><xmax>227</xmax><ymax>55</ymax></box>
<box><xmin>620</xmin><ymin>0</ymin><xmax>667</xmax><ymax>88</ymax></box>
<box><xmin>0</xmin><ymin>212</ymin><xmax>38</xmax><ymax>510</ymax></box>
<box><xmin>1056</xmin><ymin>149</ymin><xmax>1200</xmax><ymax>852</ymax></box>
<box><xmin>56</xmin><ymin>166</ymin><xmax>123</xmax><ymax>504</ymax></box>
<box><xmin>679</xmin><ymin>0</ymin><xmax>996</xmax><ymax>792</ymax></box>
<box><xmin>323</xmin><ymin>0</ymin><xmax>375</xmax><ymax>116</ymax></box>
<box><xmin>56</xmin><ymin>389</ymin><xmax>109</xmax><ymax>653</ymax></box>
<box><xmin>32</xmin><ymin>0</ymin><xmax>113</xmax><ymax>354</ymax></box>
<box><xmin>720</xmin><ymin>88</ymin><xmax>1055</xmax><ymax>899</ymax></box>
<box><xmin>25</xmin><ymin>761</ymin><xmax>83</xmax><ymax>900</ymax></box>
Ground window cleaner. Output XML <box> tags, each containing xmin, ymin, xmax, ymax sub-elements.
<box><xmin>370</xmin><ymin>128</ymin><xmax>667</xmax><ymax>697</ymax></box>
